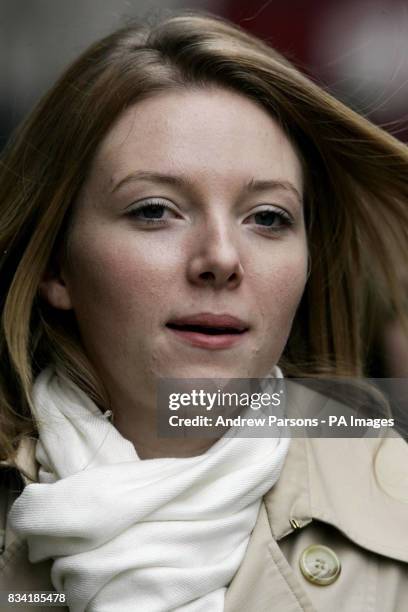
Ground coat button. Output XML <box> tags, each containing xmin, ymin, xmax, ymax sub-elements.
<box><xmin>299</xmin><ymin>545</ymin><xmax>341</xmax><ymax>586</ymax></box>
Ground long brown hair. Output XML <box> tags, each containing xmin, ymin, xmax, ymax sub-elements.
<box><xmin>1</xmin><ymin>10</ymin><xmax>407</xmax><ymax>460</ymax></box>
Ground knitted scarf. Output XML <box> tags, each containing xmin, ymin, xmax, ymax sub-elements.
<box><xmin>9</xmin><ymin>367</ymin><xmax>289</xmax><ymax>612</ymax></box>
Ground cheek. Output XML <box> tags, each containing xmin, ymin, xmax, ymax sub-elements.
<box><xmin>254</xmin><ymin>246</ymin><xmax>308</xmax><ymax>328</ymax></box>
<box><xmin>66</xmin><ymin>231</ymin><xmax>180</xmax><ymax>322</ymax></box>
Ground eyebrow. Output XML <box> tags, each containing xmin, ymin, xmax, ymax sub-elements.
<box><xmin>111</xmin><ymin>170</ymin><xmax>302</xmax><ymax>206</ymax></box>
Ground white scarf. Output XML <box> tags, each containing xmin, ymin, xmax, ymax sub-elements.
<box><xmin>9</xmin><ymin>367</ymin><xmax>289</xmax><ymax>612</ymax></box>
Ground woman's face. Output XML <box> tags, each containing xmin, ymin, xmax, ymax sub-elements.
<box><xmin>44</xmin><ymin>87</ymin><xmax>308</xmax><ymax>402</ymax></box>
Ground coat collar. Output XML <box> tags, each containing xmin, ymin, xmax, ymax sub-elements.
<box><xmin>264</xmin><ymin>382</ymin><xmax>408</xmax><ymax>563</ymax></box>
<box><xmin>0</xmin><ymin>436</ymin><xmax>38</xmax><ymax>486</ymax></box>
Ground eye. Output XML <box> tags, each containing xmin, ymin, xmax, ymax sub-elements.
<box><xmin>126</xmin><ymin>199</ymin><xmax>179</xmax><ymax>225</ymax></box>
<box><xmin>244</xmin><ymin>207</ymin><xmax>294</xmax><ymax>232</ymax></box>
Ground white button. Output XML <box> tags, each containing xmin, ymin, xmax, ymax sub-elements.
<box><xmin>299</xmin><ymin>544</ymin><xmax>341</xmax><ymax>586</ymax></box>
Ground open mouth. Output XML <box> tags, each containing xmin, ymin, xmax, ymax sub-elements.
<box><xmin>166</xmin><ymin>323</ymin><xmax>246</xmax><ymax>335</ymax></box>
<box><xmin>166</xmin><ymin>320</ymin><xmax>249</xmax><ymax>349</ymax></box>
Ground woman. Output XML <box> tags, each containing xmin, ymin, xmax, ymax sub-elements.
<box><xmin>0</xmin><ymin>10</ymin><xmax>407</xmax><ymax>612</ymax></box>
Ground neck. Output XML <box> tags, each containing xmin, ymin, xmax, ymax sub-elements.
<box><xmin>108</xmin><ymin>390</ymin><xmax>220</xmax><ymax>459</ymax></box>
<box><xmin>113</xmin><ymin>410</ymin><xmax>218</xmax><ymax>459</ymax></box>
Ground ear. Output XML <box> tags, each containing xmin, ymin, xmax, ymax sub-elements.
<box><xmin>39</xmin><ymin>259</ymin><xmax>73</xmax><ymax>311</ymax></box>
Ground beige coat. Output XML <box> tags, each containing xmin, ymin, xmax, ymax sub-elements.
<box><xmin>1</xmin><ymin>386</ymin><xmax>408</xmax><ymax>611</ymax></box>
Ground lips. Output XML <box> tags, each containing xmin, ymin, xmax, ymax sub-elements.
<box><xmin>167</xmin><ymin>313</ymin><xmax>249</xmax><ymax>334</ymax></box>
<box><xmin>166</xmin><ymin>313</ymin><xmax>249</xmax><ymax>349</ymax></box>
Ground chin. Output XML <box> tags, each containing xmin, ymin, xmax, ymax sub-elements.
<box><xmin>163</xmin><ymin>362</ymin><xmax>253</xmax><ymax>381</ymax></box>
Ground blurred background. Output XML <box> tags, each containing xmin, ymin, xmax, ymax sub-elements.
<box><xmin>1</xmin><ymin>0</ymin><xmax>407</xmax><ymax>387</ymax></box>
<box><xmin>1</xmin><ymin>0</ymin><xmax>407</xmax><ymax>148</ymax></box>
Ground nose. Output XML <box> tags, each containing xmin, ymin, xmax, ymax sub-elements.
<box><xmin>186</xmin><ymin>216</ymin><xmax>244</xmax><ymax>290</ymax></box>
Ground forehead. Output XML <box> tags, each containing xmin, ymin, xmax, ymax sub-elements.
<box><xmin>90</xmin><ymin>87</ymin><xmax>303</xmax><ymax>192</ymax></box>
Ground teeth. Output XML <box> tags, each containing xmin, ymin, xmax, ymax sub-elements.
<box><xmin>168</xmin><ymin>323</ymin><xmax>241</xmax><ymax>335</ymax></box>
<box><xmin>198</xmin><ymin>326</ymin><xmax>236</xmax><ymax>335</ymax></box>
